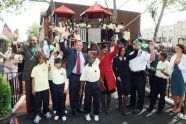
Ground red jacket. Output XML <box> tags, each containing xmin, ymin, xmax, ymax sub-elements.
<box><xmin>99</xmin><ymin>44</ymin><xmax>119</xmax><ymax>92</ymax></box>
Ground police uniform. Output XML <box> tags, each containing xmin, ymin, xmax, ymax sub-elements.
<box><xmin>149</xmin><ymin>60</ymin><xmax>170</xmax><ymax>111</ymax></box>
<box><xmin>80</xmin><ymin>58</ymin><xmax>100</xmax><ymax>115</ymax></box>
<box><xmin>129</xmin><ymin>50</ymin><xmax>150</xmax><ymax>111</ymax></box>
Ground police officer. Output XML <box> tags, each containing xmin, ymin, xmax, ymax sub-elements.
<box><xmin>128</xmin><ymin>40</ymin><xmax>155</xmax><ymax>114</ymax></box>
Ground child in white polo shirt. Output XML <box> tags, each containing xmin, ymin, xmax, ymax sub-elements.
<box><xmin>147</xmin><ymin>52</ymin><xmax>170</xmax><ymax>114</ymax></box>
<box><xmin>80</xmin><ymin>53</ymin><xmax>100</xmax><ymax>121</ymax></box>
<box><xmin>31</xmin><ymin>52</ymin><xmax>51</xmax><ymax>124</ymax></box>
<box><xmin>51</xmin><ymin>58</ymin><xmax>69</xmax><ymax>121</ymax></box>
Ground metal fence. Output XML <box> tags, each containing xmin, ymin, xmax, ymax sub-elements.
<box><xmin>0</xmin><ymin>72</ymin><xmax>23</xmax><ymax>107</ymax></box>
<box><xmin>0</xmin><ymin>39</ymin><xmax>7</xmax><ymax>53</ymax></box>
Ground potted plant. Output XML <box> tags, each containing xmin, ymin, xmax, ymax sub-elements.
<box><xmin>0</xmin><ymin>75</ymin><xmax>12</xmax><ymax>120</ymax></box>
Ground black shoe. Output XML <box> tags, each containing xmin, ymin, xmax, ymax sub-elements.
<box><xmin>157</xmin><ymin>110</ymin><xmax>163</xmax><ymax>114</ymax></box>
<box><xmin>146</xmin><ymin>107</ymin><xmax>153</xmax><ymax>112</ymax></box>
<box><xmin>133</xmin><ymin>109</ymin><xmax>143</xmax><ymax>114</ymax></box>
<box><xmin>71</xmin><ymin>110</ymin><xmax>76</xmax><ymax>116</ymax></box>
<box><xmin>126</xmin><ymin>104</ymin><xmax>135</xmax><ymax>109</ymax></box>
<box><xmin>77</xmin><ymin>109</ymin><xmax>84</xmax><ymax>113</ymax></box>
<box><xmin>28</xmin><ymin>113</ymin><xmax>34</xmax><ymax>120</ymax></box>
<box><xmin>116</xmin><ymin>104</ymin><xmax>122</xmax><ymax>110</ymax></box>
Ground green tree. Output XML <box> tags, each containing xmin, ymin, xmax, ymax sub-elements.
<box><xmin>26</xmin><ymin>22</ymin><xmax>40</xmax><ymax>37</ymax></box>
<box><xmin>138</xmin><ymin>0</ymin><xmax>186</xmax><ymax>42</ymax></box>
<box><xmin>0</xmin><ymin>0</ymin><xmax>25</xmax><ymax>16</ymax></box>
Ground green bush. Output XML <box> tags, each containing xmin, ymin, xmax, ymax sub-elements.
<box><xmin>0</xmin><ymin>75</ymin><xmax>12</xmax><ymax>118</ymax></box>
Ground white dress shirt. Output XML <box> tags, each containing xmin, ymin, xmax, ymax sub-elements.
<box><xmin>155</xmin><ymin>60</ymin><xmax>171</xmax><ymax>79</ymax></box>
<box><xmin>72</xmin><ymin>52</ymin><xmax>85</xmax><ymax>74</ymax></box>
<box><xmin>129</xmin><ymin>50</ymin><xmax>150</xmax><ymax>72</ymax></box>
<box><xmin>80</xmin><ymin>58</ymin><xmax>100</xmax><ymax>82</ymax></box>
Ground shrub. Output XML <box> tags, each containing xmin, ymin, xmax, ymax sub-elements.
<box><xmin>0</xmin><ymin>75</ymin><xmax>12</xmax><ymax>119</ymax></box>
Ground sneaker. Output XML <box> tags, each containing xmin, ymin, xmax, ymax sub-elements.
<box><xmin>65</xmin><ymin>110</ymin><xmax>68</xmax><ymax>114</ymax></box>
<box><xmin>54</xmin><ymin>116</ymin><xmax>59</xmax><ymax>120</ymax></box>
<box><xmin>53</xmin><ymin>110</ymin><xmax>57</xmax><ymax>114</ymax></box>
<box><xmin>94</xmin><ymin>115</ymin><xmax>99</xmax><ymax>121</ymax></box>
<box><xmin>62</xmin><ymin>116</ymin><xmax>67</xmax><ymax>121</ymax></box>
<box><xmin>85</xmin><ymin>114</ymin><xmax>91</xmax><ymax>121</ymax></box>
<box><xmin>178</xmin><ymin>113</ymin><xmax>186</xmax><ymax>120</ymax></box>
<box><xmin>44</xmin><ymin>112</ymin><xmax>52</xmax><ymax>119</ymax></box>
<box><xmin>33</xmin><ymin>115</ymin><xmax>41</xmax><ymax>124</ymax></box>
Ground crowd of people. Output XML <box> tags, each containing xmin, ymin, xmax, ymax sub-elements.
<box><xmin>0</xmin><ymin>24</ymin><xmax>186</xmax><ymax>124</ymax></box>
<box><xmin>48</xmin><ymin>19</ymin><xmax>129</xmax><ymax>48</ymax></box>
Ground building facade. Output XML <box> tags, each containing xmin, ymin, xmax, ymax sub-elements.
<box><xmin>142</xmin><ymin>20</ymin><xmax>186</xmax><ymax>46</ymax></box>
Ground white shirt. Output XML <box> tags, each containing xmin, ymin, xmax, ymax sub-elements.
<box><xmin>117</xmin><ymin>24</ymin><xmax>124</xmax><ymax>30</ymax></box>
<box><xmin>155</xmin><ymin>60</ymin><xmax>171</xmax><ymax>79</ymax></box>
<box><xmin>129</xmin><ymin>50</ymin><xmax>150</xmax><ymax>72</ymax></box>
<box><xmin>74</xmin><ymin>34</ymin><xmax>81</xmax><ymax>41</ymax></box>
<box><xmin>31</xmin><ymin>63</ymin><xmax>49</xmax><ymax>92</ymax></box>
<box><xmin>115</xmin><ymin>26</ymin><xmax>120</xmax><ymax>33</ymax></box>
<box><xmin>72</xmin><ymin>52</ymin><xmax>85</xmax><ymax>74</ymax></box>
<box><xmin>170</xmin><ymin>54</ymin><xmax>186</xmax><ymax>83</ymax></box>
<box><xmin>43</xmin><ymin>44</ymin><xmax>55</xmax><ymax>59</ymax></box>
<box><xmin>48</xmin><ymin>57</ymin><xmax>54</xmax><ymax>81</ymax></box>
<box><xmin>52</xmin><ymin>67</ymin><xmax>69</xmax><ymax>90</ymax></box>
<box><xmin>123</xmin><ymin>31</ymin><xmax>130</xmax><ymax>41</ymax></box>
<box><xmin>102</xmin><ymin>24</ymin><xmax>107</xmax><ymax>29</ymax></box>
<box><xmin>80</xmin><ymin>58</ymin><xmax>100</xmax><ymax>82</ymax></box>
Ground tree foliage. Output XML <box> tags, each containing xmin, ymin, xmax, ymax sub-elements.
<box><xmin>26</xmin><ymin>22</ymin><xmax>40</xmax><ymax>37</ymax></box>
<box><xmin>0</xmin><ymin>0</ymin><xmax>25</xmax><ymax>13</ymax></box>
<box><xmin>0</xmin><ymin>75</ymin><xmax>12</xmax><ymax>118</ymax></box>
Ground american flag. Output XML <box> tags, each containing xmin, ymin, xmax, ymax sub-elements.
<box><xmin>2</xmin><ymin>23</ymin><xmax>12</xmax><ymax>37</ymax></box>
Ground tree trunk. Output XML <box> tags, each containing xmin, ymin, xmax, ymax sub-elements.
<box><xmin>153</xmin><ymin>0</ymin><xmax>167</xmax><ymax>42</ymax></box>
<box><xmin>112</xmin><ymin>0</ymin><xmax>117</xmax><ymax>23</ymax></box>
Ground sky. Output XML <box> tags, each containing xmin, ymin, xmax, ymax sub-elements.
<box><xmin>0</xmin><ymin>0</ymin><xmax>186</xmax><ymax>40</ymax></box>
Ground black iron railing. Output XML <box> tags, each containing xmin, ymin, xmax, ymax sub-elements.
<box><xmin>0</xmin><ymin>72</ymin><xmax>23</xmax><ymax>108</ymax></box>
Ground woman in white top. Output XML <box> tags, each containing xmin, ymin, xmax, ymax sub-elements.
<box><xmin>170</xmin><ymin>44</ymin><xmax>186</xmax><ymax>113</ymax></box>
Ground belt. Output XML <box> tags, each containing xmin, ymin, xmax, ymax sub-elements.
<box><xmin>87</xmin><ymin>81</ymin><xmax>99</xmax><ymax>83</ymax></box>
<box><xmin>155</xmin><ymin>76</ymin><xmax>167</xmax><ymax>80</ymax></box>
<box><xmin>131</xmin><ymin>71</ymin><xmax>145</xmax><ymax>76</ymax></box>
<box><xmin>71</xmin><ymin>73</ymin><xmax>81</xmax><ymax>76</ymax></box>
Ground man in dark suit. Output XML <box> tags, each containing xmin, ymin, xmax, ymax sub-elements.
<box><xmin>60</xmin><ymin>40</ymin><xmax>88</xmax><ymax>116</ymax></box>
<box><xmin>19</xmin><ymin>36</ymin><xmax>40</xmax><ymax>119</ymax></box>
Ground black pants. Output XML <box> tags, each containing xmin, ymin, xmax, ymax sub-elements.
<box><xmin>69</xmin><ymin>73</ymin><xmax>81</xmax><ymax>112</ymax></box>
<box><xmin>84</xmin><ymin>81</ymin><xmax>100</xmax><ymax>115</ymax></box>
<box><xmin>53</xmin><ymin>83</ymin><xmax>65</xmax><ymax>116</ymax></box>
<box><xmin>49</xmin><ymin>80</ymin><xmax>56</xmax><ymax>111</ymax></box>
<box><xmin>148</xmin><ymin>71</ymin><xmax>156</xmax><ymax>97</ymax></box>
<box><xmin>130</xmin><ymin>71</ymin><xmax>146</xmax><ymax>110</ymax></box>
<box><xmin>25</xmin><ymin>79</ymin><xmax>34</xmax><ymax>115</ymax></box>
<box><xmin>149</xmin><ymin>76</ymin><xmax>167</xmax><ymax>110</ymax></box>
<box><xmin>34</xmin><ymin>89</ymin><xmax>50</xmax><ymax>115</ymax></box>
